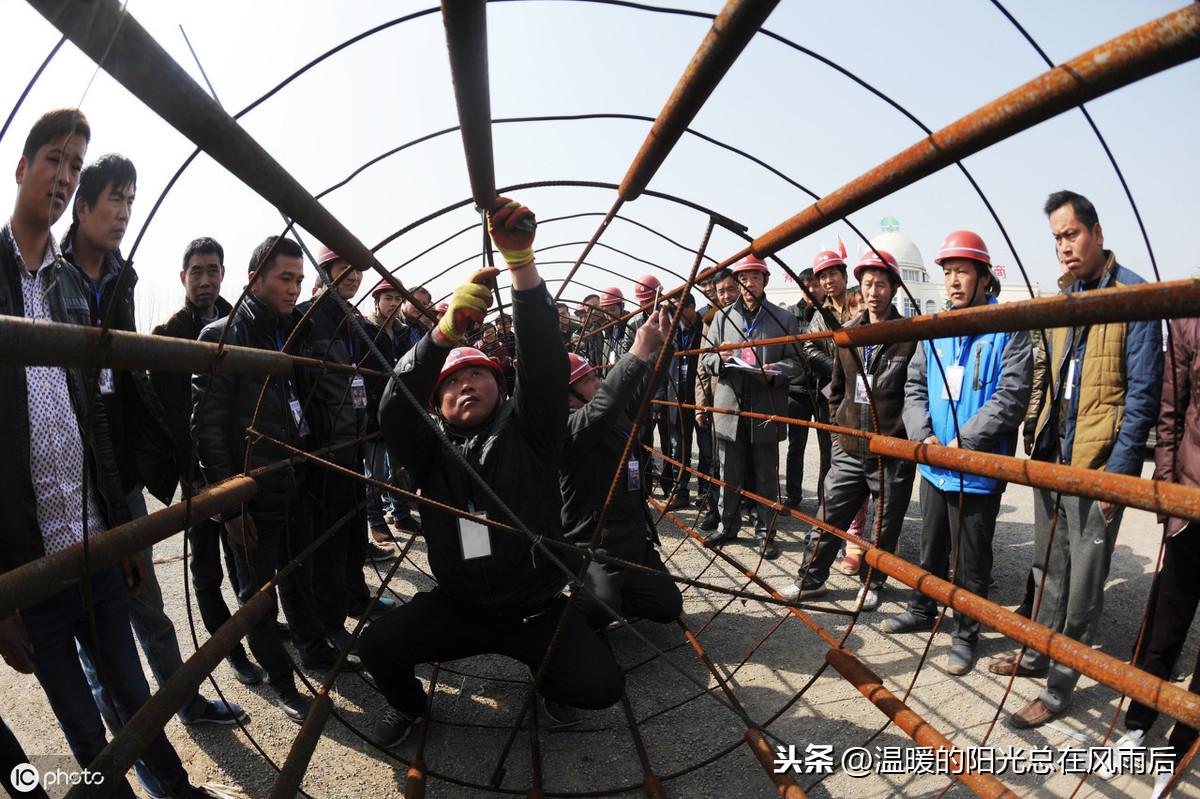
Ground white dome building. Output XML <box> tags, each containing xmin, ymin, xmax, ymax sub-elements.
<box><xmin>869</xmin><ymin>224</ymin><xmax>945</xmax><ymax>318</ymax></box>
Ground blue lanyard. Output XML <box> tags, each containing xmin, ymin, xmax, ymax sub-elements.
<box><xmin>864</xmin><ymin>344</ymin><xmax>875</xmax><ymax>367</ymax></box>
<box><xmin>677</xmin><ymin>328</ymin><xmax>693</xmax><ymax>350</ymax></box>
<box><xmin>741</xmin><ymin>305</ymin><xmax>765</xmax><ymax>338</ymax></box>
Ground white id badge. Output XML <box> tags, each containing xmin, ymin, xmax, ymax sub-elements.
<box><xmin>459</xmin><ymin>511</ymin><xmax>492</xmax><ymax>560</ymax></box>
<box><xmin>288</xmin><ymin>396</ymin><xmax>311</xmax><ymax>437</ymax></box>
<box><xmin>942</xmin><ymin>365</ymin><xmax>965</xmax><ymax>401</ymax></box>
<box><xmin>98</xmin><ymin>368</ymin><xmax>116</xmax><ymax>395</ymax></box>
<box><xmin>854</xmin><ymin>374</ymin><xmax>874</xmax><ymax>404</ymax></box>
<box><xmin>350</xmin><ymin>375</ymin><xmax>368</xmax><ymax>409</ymax></box>
<box><xmin>627</xmin><ymin>458</ymin><xmax>641</xmax><ymax>492</ymax></box>
<box><xmin>1064</xmin><ymin>359</ymin><xmax>1076</xmax><ymax>401</ymax></box>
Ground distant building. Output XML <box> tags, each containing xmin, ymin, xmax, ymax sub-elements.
<box><xmin>774</xmin><ymin>217</ymin><xmax>1046</xmax><ymax>315</ymax></box>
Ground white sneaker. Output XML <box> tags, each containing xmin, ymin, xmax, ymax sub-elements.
<box><xmin>856</xmin><ymin>586</ymin><xmax>880</xmax><ymax>612</ymax></box>
<box><xmin>1094</xmin><ymin>728</ymin><xmax>1145</xmax><ymax>779</ymax></box>
<box><xmin>1152</xmin><ymin>768</ymin><xmax>1174</xmax><ymax>799</ymax></box>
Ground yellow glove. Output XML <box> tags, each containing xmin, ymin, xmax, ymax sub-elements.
<box><xmin>487</xmin><ymin>197</ymin><xmax>536</xmax><ymax>269</ymax></box>
<box><xmin>438</xmin><ymin>268</ymin><xmax>498</xmax><ymax>343</ymax></box>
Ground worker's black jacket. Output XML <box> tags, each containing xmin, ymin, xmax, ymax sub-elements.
<box><xmin>151</xmin><ymin>296</ymin><xmax>233</xmax><ymax>488</ymax></box>
<box><xmin>380</xmin><ymin>280</ymin><xmax>569</xmax><ymax>616</ymax></box>
<box><xmin>295</xmin><ymin>292</ymin><xmax>366</xmax><ymax>468</ymax></box>
<box><xmin>193</xmin><ymin>293</ymin><xmax>310</xmax><ymax>521</ymax></box>
<box><xmin>0</xmin><ymin>239</ymin><xmax>130</xmax><ymax>574</ymax></box>
<box><xmin>361</xmin><ymin>318</ymin><xmax>405</xmax><ymax>436</ymax></box>
<box><xmin>560</xmin><ymin>352</ymin><xmax>658</xmax><ymax>562</ymax></box>
<box><xmin>60</xmin><ymin>237</ymin><xmax>178</xmax><ymax>503</ymax></box>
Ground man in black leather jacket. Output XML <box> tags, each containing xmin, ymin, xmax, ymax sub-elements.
<box><xmin>193</xmin><ymin>235</ymin><xmax>354</xmax><ymax>723</ymax></box>
<box><xmin>359</xmin><ymin>199</ymin><xmax>623</xmax><ymax>746</ymax></box>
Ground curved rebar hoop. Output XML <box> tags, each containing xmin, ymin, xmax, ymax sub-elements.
<box><xmin>3</xmin><ymin>1</ymin><xmax>1199</xmax><ymax>798</ymax></box>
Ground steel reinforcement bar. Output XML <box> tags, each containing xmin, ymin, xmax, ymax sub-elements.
<box><xmin>25</xmin><ymin>0</ymin><xmax>429</xmax><ymax>314</ymax></box>
<box><xmin>643</xmin><ymin>441</ymin><xmax>1200</xmax><ymax>731</ymax></box>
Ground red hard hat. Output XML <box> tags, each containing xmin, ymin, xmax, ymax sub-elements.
<box><xmin>567</xmin><ymin>352</ymin><xmax>595</xmax><ymax>385</ymax></box>
<box><xmin>812</xmin><ymin>250</ymin><xmax>847</xmax><ymax>274</ymax></box>
<box><xmin>316</xmin><ymin>246</ymin><xmax>344</xmax><ymax>269</ymax></box>
<box><xmin>633</xmin><ymin>275</ymin><xmax>663</xmax><ymax>304</ymax></box>
<box><xmin>431</xmin><ymin>347</ymin><xmax>505</xmax><ymax>406</ymax></box>
<box><xmin>370</xmin><ymin>278</ymin><xmax>401</xmax><ymax>298</ymax></box>
<box><xmin>599</xmin><ymin>287</ymin><xmax>625</xmax><ymax>307</ymax></box>
<box><xmin>853</xmin><ymin>249</ymin><xmax>902</xmax><ymax>283</ymax></box>
<box><xmin>935</xmin><ymin>230</ymin><xmax>991</xmax><ymax>267</ymax></box>
<box><xmin>730</xmin><ymin>255</ymin><xmax>770</xmax><ymax>275</ymax></box>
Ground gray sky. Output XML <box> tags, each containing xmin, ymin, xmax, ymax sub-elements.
<box><xmin>1</xmin><ymin>0</ymin><xmax>1196</xmax><ymax>329</ymax></box>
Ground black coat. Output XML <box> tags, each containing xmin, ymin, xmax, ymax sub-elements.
<box><xmin>380</xmin><ymin>280</ymin><xmax>568</xmax><ymax>615</ymax></box>
<box><xmin>193</xmin><ymin>293</ymin><xmax>310</xmax><ymax>522</ymax></box>
<box><xmin>361</xmin><ymin>318</ymin><xmax>406</xmax><ymax>435</ymax></box>
<box><xmin>560</xmin><ymin>352</ymin><xmax>657</xmax><ymax>562</ymax></box>
<box><xmin>60</xmin><ymin>238</ymin><xmax>178</xmax><ymax>503</ymax></box>
<box><xmin>295</xmin><ymin>292</ymin><xmax>367</xmax><ymax>467</ymax></box>
<box><xmin>0</xmin><ymin>236</ymin><xmax>130</xmax><ymax>574</ymax></box>
<box><xmin>151</xmin><ymin>296</ymin><xmax>233</xmax><ymax>489</ymax></box>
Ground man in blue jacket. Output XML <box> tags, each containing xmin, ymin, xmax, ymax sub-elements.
<box><xmin>881</xmin><ymin>231</ymin><xmax>1031</xmax><ymax>676</ymax></box>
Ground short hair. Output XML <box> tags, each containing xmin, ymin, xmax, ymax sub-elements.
<box><xmin>713</xmin><ymin>268</ymin><xmax>735</xmax><ymax>284</ymax></box>
<box><xmin>798</xmin><ymin>268</ymin><xmax>815</xmax><ymax>281</ymax></box>
<box><xmin>681</xmin><ymin>292</ymin><xmax>696</xmax><ymax>308</ymax></box>
<box><xmin>1044</xmin><ymin>190</ymin><xmax>1099</xmax><ymax>229</ymax></box>
<box><xmin>556</xmin><ymin>302</ymin><xmax>569</xmax><ymax>312</ymax></box>
<box><xmin>582</xmin><ymin>293</ymin><xmax>599</xmax><ymax>304</ymax></box>
<box><xmin>73</xmin><ymin>153</ymin><xmax>136</xmax><ymax>226</ymax></box>
<box><xmin>22</xmin><ymin>108</ymin><xmax>90</xmax><ymax>162</ymax></box>
<box><xmin>248</xmin><ymin>235</ymin><xmax>303</xmax><ymax>278</ymax></box>
<box><xmin>411</xmin><ymin>286</ymin><xmax>431</xmax><ymax>302</ymax></box>
<box><xmin>182</xmin><ymin>237</ymin><xmax>224</xmax><ymax>271</ymax></box>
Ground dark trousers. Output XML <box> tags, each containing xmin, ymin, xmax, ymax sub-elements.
<box><xmin>309</xmin><ymin>470</ymin><xmax>369</xmax><ymax>636</ymax></box>
<box><xmin>575</xmin><ymin>545</ymin><xmax>683</xmax><ymax>628</ymax></box>
<box><xmin>696</xmin><ymin>418</ymin><xmax>717</xmax><ymax>508</ymax></box>
<box><xmin>358</xmin><ymin>590</ymin><xmax>624</xmax><ymax>717</ymax></box>
<box><xmin>231</xmin><ymin>500</ymin><xmax>325</xmax><ymax>691</ymax></box>
<box><xmin>668</xmin><ymin>409</ymin><xmax>697</xmax><ymax>497</ymax></box>
<box><xmin>1</xmin><ymin>718</ymin><xmax>49</xmax><ymax>799</ymax></box>
<box><xmin>717</xmin><ymin>429</ymin><xmax>780</xmax><ymax>537</ymax></box>
<box><xmin>801</xmin><ymin>443</ymin><xmax>915</xmax><ymax>589</ymax></box>
<box><xmin>1126</xmin><ymin>523</ymin><xmax>1200</xmax><ymax>762</ymax></box>
<box><xmin>187</xmin><ymin>516</ymin><xmax>248</xmax><ymax>658</ymax></box>
<box><xmin>785</xmin><ymin>392</ymin><xmax>830</xmax><ymax>506</ymax></box>
<box><xmin>905</xmin><ymin>479</ymin><xmax>1002</xmax><ymax>644</ymax></box>
<box><xmin>642</xmin><ymin>409</ymin><xmax>673</xmax><ymax>491</ymax></box>
<box><xmin>22</xmin><ymin>567</ymin><xmax>191</xmax><ymax>799</ymax></box>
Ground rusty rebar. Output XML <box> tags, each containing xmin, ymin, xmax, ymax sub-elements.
<box><xmin>266</xmin><ymin>693</ymin><xmax>333</xmax><ymax>799</ymax></box>
<box><xmin>618</xmin><ymin>0</ymin><xmax>780</xmax><ymax>201</ymax></box>
<box><xmin>824</xmin><ymin>648</ymin><xmax>1019</xmax><ymax>799</ymax></box>
<box><xmin>440</xmin><ymin>0</ymin><xmax>495</xmax><ymax>208</ymax></box>
<box><xmin>25</xmin><ymin>0</ymin><xmax>429</xmax><ymax>314</ymax></box>
<box><xmin>752</xmin><ymin>4</ymin><xmax>1200</xmax><ymax>256</ymax></box>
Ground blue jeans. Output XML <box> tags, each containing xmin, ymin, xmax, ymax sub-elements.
<box><xmin>364</xmin><ymin>441</ymin><xmax>400</xmax><ymax>527</ymax></box>
<box><xmin>24</xmin><ymin>566</ymin><xmax>191</xmax><ymax>799</ymax></box>
<box><xmin>78</xmin><ymin>489</ymin><xmax>207</xmax><ymax>797</ymax></box>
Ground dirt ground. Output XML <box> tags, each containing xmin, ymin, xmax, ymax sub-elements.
<box><xmin>2</xmin><ymin>441</ymin><xmax>1198</xmax><ymax>799</ymax></box>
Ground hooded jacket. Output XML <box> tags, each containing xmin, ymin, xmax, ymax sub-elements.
<box><xmin>0</xmin><ymin>234</ymin><xmax>130</xmax><ymax>574</ymax></box>
<box><xmin>828</xmin><ymin>306</ymin><xmax>916</xmax><ymax>458</ymax></box>
<box><xmin>903</xmin><ymin>297</ymin><xmax>1032</xmax><ymax>494</ymax></box>
<box><xmin>380</xmin><ymin>279</ymin><xmax>569</xmax><ymax>616</ymax></box>
<box><xmin>193</xmin><ymin>293</ymin><xmax>310</xmax><ymax>522</ymax></box>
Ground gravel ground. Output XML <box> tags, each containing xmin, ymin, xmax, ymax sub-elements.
<box><xmin>3</xmin><ymin>442</ymin><xmax>1198</xmax><ymax>799</ymax></box>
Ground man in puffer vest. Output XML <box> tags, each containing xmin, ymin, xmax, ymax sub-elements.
<box><xmin>992</xmin><ymin>191</ymin><xmax>1162</xmax><ymax>729</ymax></box>
<box><xmin>881</xmin><ymin>231</ymin><xmax>1031</xmax><ymax>677</ymax></box>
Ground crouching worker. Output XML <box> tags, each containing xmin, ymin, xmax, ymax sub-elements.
<box><xmin>359</xmin><ymin>198</ymin><xmax>623</xmax><ymax>746</ymax></box>
<box><xmin>560</xmin><ymin>304</ymin><xmax>684</xmax><ymax>629</ymax></box>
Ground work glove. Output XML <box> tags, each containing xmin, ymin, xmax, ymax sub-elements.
<box><xmin>487</xmin><ymin>197</ymin><xmax>536</xmax><ymax>269</ymax></box>
<box><xmin>438</xmin><ymin>267</ymin><xmax>499</xmax><ymax>343</ymax></box>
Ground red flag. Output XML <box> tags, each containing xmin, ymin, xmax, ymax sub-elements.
<box><xmin>837</xmin><ymin>236</ymin><xmax>847</xmax><ymax>259</ymax></box>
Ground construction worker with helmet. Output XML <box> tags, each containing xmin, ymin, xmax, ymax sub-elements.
<box><xmin>781</xmin><ymin>249</ymin><xmax>916</xmax><ymax>611</ymax></box>
<box><xmin>620</xmin><ymin>274</ymin><xmax>675</xmax><ymax>501</ymax></box>
<box><xmin>560</xmin><ymin>306</ymin><xmax>683</xmax><ymax>631</ymax></box>
<box><xmin>881</xmin><ymin>230</ymin><xmax>1032</xmax><ymax>677</ymax></box>
<box><xmin>699</xmin><ymin>255</ymin><xmax>802</xmax><ymax>561</ymax></box>
<box><xmin>361</xmin><ymin>197</ymin><xmax>622</xmax><ymax>746</ymax></box>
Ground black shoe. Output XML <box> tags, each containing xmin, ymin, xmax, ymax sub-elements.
<box><xmin>275</xmin><ymin>620</ymin><xmax>292</xmax><ymax>640</ymax></box>
<box><xmin>393</xmin><ymin>515</ymin><xmax>422</xmax><ymax>534</ymax></box>
<box><xmin>703</xmin><ymin>528</ymin><xmax>738</xmax><ymax>546</ymax></box>
<box><xmin>540</xmin><ymin>696</ymin><xmax>583</xmax><ymax>730</ymax></box>
<box><xmin>756</xmin><ymin>533</ymin><xmax>780</xmax><ymax>561</ymax></box>
<box><xmin>227</xmin><ymin>651</ymin><xmax>263</xmax><ymax>686</ymax></box>
<box><xmin>301</xmin><ymin>646</ymin><xmax>363</xmax><ymax>673</ymax></box>
<box><xmin>881</xmin><ymin>611</ymin><xmax>936</xmax><ymax>634</ymax></box>
<box><xmin>664</xmin><ymin>492</ymin><xmax>690</xmax><ymax>511</ymax></box>
<box><xmin>1014</xmin><ymin>603</ymin><xmax>1032</xmax><ymax>619</ymax></box>
<box><xmin>276</xmin><ymin>689</ymin><xmax>312</xmax><ymax>723</ymax></box>
<box><xmin>698</xmin><ymin>510</ymin><xmax>720</xmax><ymax>532</ymax></box>
<box><xmin>366</xmin><ymin>540</ymin><xmax>396</xmax><ymax>563</ymax></box>
<box><xmin>371</xmin><ymin>705</ymin><xmax>418</xmax><ymax>748</ymax></box>
<box><xmin>784</xmin><ymin>497</ymin><xmax>803</xmax><ymax>511</ymax></box>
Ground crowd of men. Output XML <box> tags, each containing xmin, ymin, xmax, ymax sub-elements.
<box><xmin>0</xmin><ymin>107</ymin><xmax>1195</xmax><ymax>799</ymax></box>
